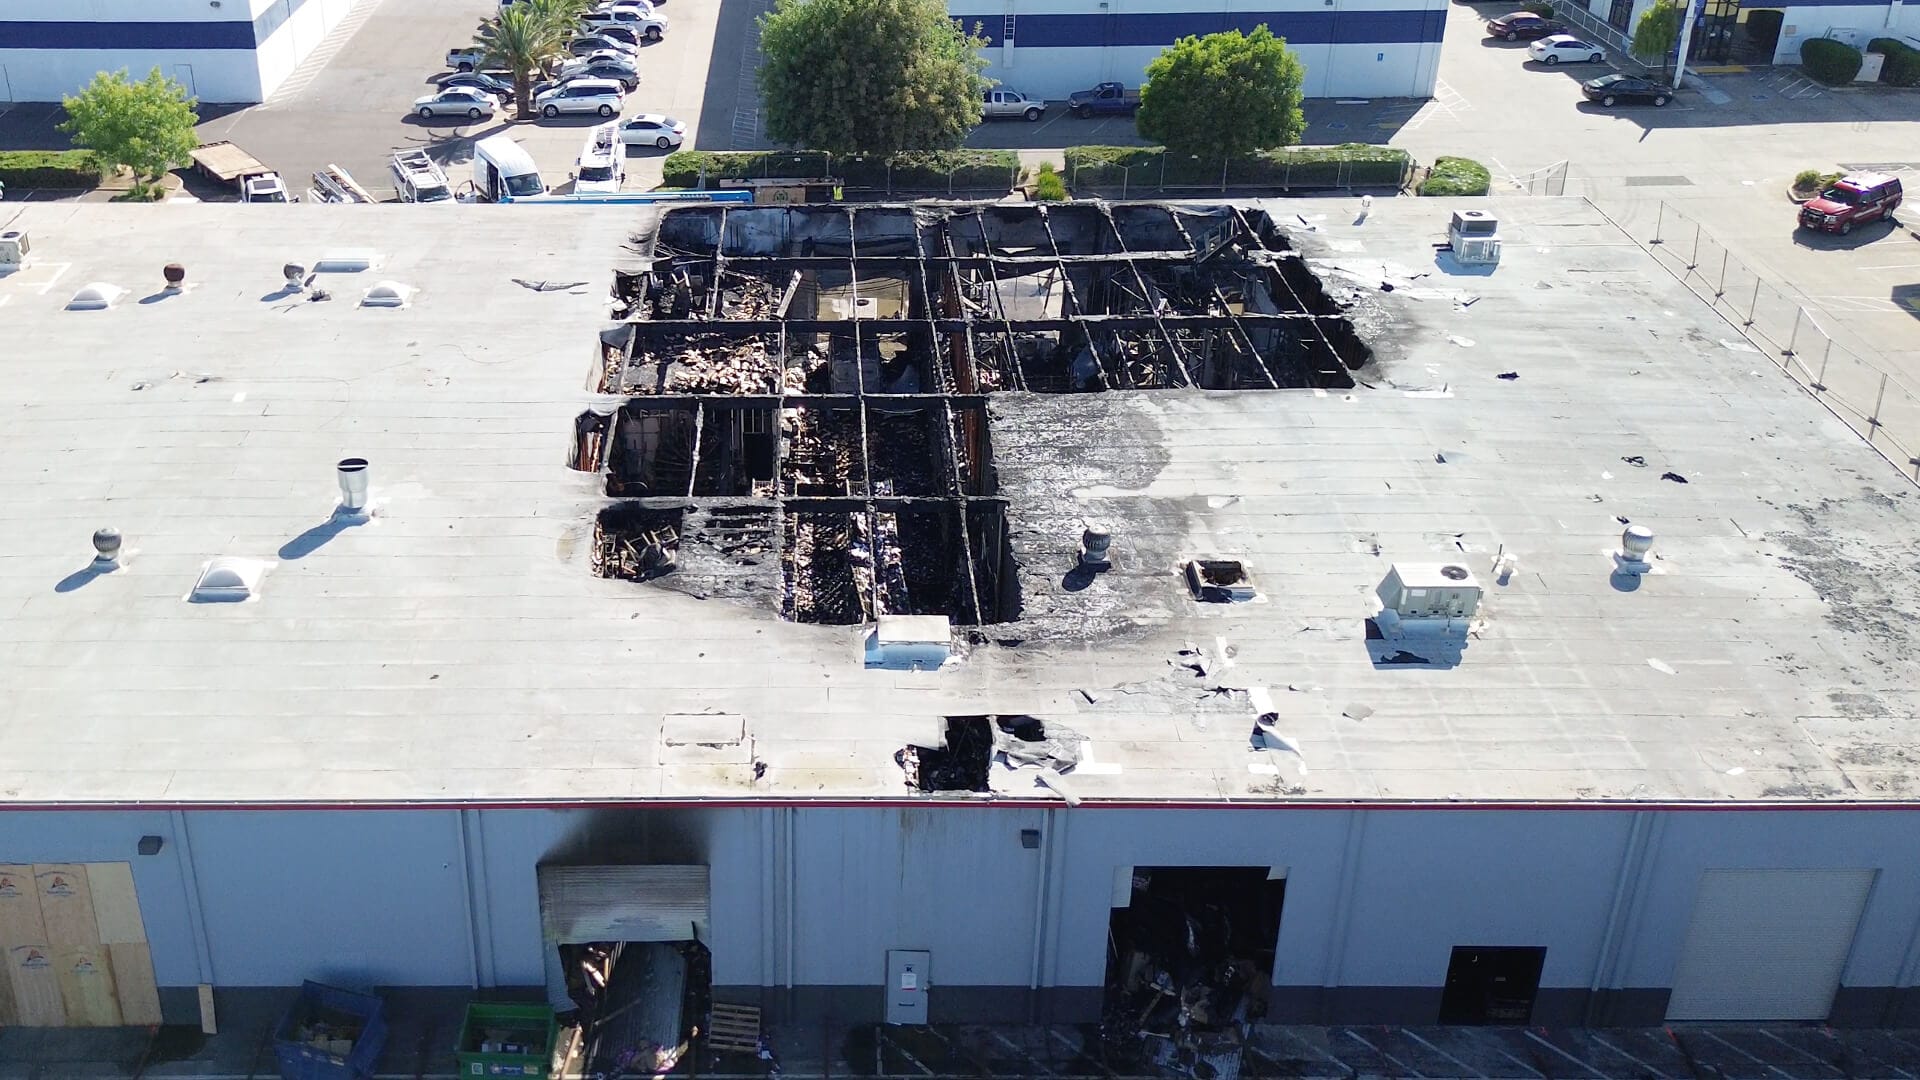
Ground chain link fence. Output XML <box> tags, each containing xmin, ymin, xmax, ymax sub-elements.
<box><xmin>1591</xmin><ymin>198</ymin><xmax>1920</xmax><ymax>485</ymax></box>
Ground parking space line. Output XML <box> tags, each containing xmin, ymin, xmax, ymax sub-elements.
<box><xmin>1397</xmin><ymin>1028</ymin><xmax>1494</xmax><ymax>1078</ymax></box>
<box><xmin>1342</xmin><ymin>1028</ymin><xmax>1428</xmax><ymax>1078</ymax></box>
<box><xmin>1522</xmin><ymin>1030</ymin><xmax>1609</xmax><ymax>1079</ymax></box>
<box><xmin>1586</xmin><ymin>1032</ymin><xmax>1673</xmax><ymax>1080</ymax></box>
<box><xmin>1696</xmin><ymin>1030</ymin><xmax>1794</xmax><ymax>1079</ymax></box>
<box><xmin>1753</xmin><ymin>1030</ymin><xmax>1846</xmax><ymax>1076</ymax></box>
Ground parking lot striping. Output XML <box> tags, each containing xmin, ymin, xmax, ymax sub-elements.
<box><xmin>1269</xmin><ymin>1027</ymin><xmax>1356</xmax><ymax>1074</ymax></box>
<box><xmin>1754</xmin><ymin>1029</ymin><xmax>1849</xmax><ymax>1075</ymax></box>
<box><xmin>1586</xmin><ymin>1032</ymin><xmax>1673</xmax><ymax>1079</ymax></box>
<box><xmin>1397</xmin><ymin>1027</ymin><xmax>1497</xmax><ymax>1079</ymax></box>
<box><xmin>1522</xmin><ymin>1029</ymin><xmax>1611</xmax><ymax>1079</ymax></box>
<box><xmin>986</xmin><ymin>1027</ymin><xmax>1055</xmax><ymax>1074</ymax></box>
<box><xmin>1341</xmin><ymin>1028</ymin><xmax>1428</xmax><ymax>1078</ymax></box>
<box><xmin>1697</xmin><ymin>1029</ymin><xmax>1796</xmax><ymax>1079</ymax></box>
<box><xmin>730</xmin><ymin>0</ymin><xmax>772</xmax><ymax>148</ymax></box>
<box><xmin>1859</xmin><ymin>263</ymin><xmax>1920</xmax><ymax>272</ymax></box>
<box><xmin>260</xmin><ymin>0</ymin><xmax>386</xmax><ymax>107</ymax></box>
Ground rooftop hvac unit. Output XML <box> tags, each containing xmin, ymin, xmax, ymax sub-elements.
<box><xmin>1374</xmin><ymin>562</ymin><xmax>1481</xmax><ymax>637</ymax></box>
<box><xmin>0</xmin><ymin>229</ymin><xmax>30</xmax><ymax>270</ymax></box>
<box><xmin>1448</xmin><ymin>210</ymin><xmax>1501</xmax><ymax>265</ymax></box>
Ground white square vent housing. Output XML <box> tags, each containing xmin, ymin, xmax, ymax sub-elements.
<box><xmin>1377</xmin><ymin>562</ymin><xmax>1482</xmax><ymax>621</ymax></box>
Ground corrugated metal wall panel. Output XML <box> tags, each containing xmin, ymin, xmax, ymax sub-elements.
<box><xmin>537</xmin><ymin>865</ymin><xmax>709</xmax><ymax>944</ymax></box>
<box><xmin>1665</xmin><ymin>869</ymin><xmax>1875</xmax><ymax>1021</ymax></box>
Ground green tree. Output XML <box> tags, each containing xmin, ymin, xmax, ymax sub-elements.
<box><xmin>1136</xmin><ymin>27</ymin><xmax>1305</xmax><ymax>161</ymax></box>
<box><xmin>1631</xmin><ymin>0</ymin><xmax>1682</xmax><ymax>64</ymax></box>
<box><xmin>57</xmin><ymin>68</ymin><xmax>198</xmax><ymax>197</ymax></box>
<box><xmin>477</xmin><ymin>4</ymin><xmax>567</xmax><ymax>119</ymax></box>
<box><xmin>757</xmin><ymin>0</ymin><xmax>989</xmax><ymax>153</ymax></box>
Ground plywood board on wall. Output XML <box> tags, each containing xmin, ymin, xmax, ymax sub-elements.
<box><xmin>54</xmin><ymin>945</ymin><xmax>121</xmax><ymax>1027</ymax></box>
<box><xmin>0</xmin><ymin>942</ymin><xmax>17</xmax><ymax>1025</ymax></box>
<box><xmin>6</xmin><ymin>943</ymin><xmax>67</xmax><ymax>1026</ymax></box>
<box><xmin>86</xmin><ymin>863</ymin><xmax>147</xmax><ymax>945</ymax></box>
<box><xmin>109</xmin><ymin>943</ymin><xmax>162</xmax><ymax>1025</ymax></box>
<box><xmin>0</xmin><ymin>865</ymin><xmax>47</xmax><ymax>947</ymax></box>
<box><xmin>33</xmin><ymin>864</ymin><xmax>100</xmax><ymax>947</ymax></box>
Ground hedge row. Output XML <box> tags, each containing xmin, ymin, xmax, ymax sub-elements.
<box><xmin>1869</xmin><ymin>37</ymin><xmax>1920</xmax><ymax>86</ymax></box>
<box><xmin>0</xmin><ymin>150</ymin><xmax>100</xmax><ymax>189</ymax></box>
<box><xmin>1801</xmin><ymin>37</ymin><xmax>1864</xmax><ymax>85</ymax></box>
<box><xmin>1418</xmin><ymin>156</ymin><xmax>1492</xmax><ymax>196</ymax></box>
<box><xmin>1061</xmin><ymin>143</ymin><xmax>1412</xmax><ymax>191</ymax></box>
<box><xmin>660</xmin><ymin>149</ymin><xmax>1020</xmax><ymax>190</ymax></box>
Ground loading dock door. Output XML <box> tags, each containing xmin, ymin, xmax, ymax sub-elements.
<box><xmin>537</xmin><ymin>865</ymin><xmax>710</xmax><ymax>944</ymax></box>
<box><xmin>1665</xmin><ymin>869</ymin><xmax>1875</xmax><ymax>1021</ymax></box>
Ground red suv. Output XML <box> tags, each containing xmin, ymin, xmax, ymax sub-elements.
<box><xmin>1799</xmin><ymin>172</ymin><xmax>1904</xmax><ymax>235</ymax></box>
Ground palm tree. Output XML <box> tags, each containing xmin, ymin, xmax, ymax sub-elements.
<box><xmin>477</xmin><ymin>5</ymin><xmax>566</xmax><ymax>119</ymax></box>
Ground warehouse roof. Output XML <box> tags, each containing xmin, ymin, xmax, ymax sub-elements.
<box><xmin>2</xmin><ymin>198</ymin><xmax>1917</xmax><ymax>808</ymax></box>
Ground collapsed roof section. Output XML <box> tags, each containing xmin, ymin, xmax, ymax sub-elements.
<box><xmin>582</xmin><ymin>203</ymin><xmax>1369</xmax><ymax>631</ymax></box>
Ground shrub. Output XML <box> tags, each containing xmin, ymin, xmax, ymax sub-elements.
<box><xmin>1801</xmin><ymin>37</ymin><xmax>1864</xmax><ymax>85</ymax></box>
<box><xmin>1061</xmin><ymin>143</ymin><xmax>1411</xmax><ymax>191</ymax></box>
<box><xmin>1417</xmin><ymin>156</ymin><xmax>1492</xmax><ymax>196</ymax></box>
<box><xmin>0</xmin><ymin>149</ymin><xmax>101</xmax><ymax>189</ymax></box>
<box><xmin>1869</xmin><ymin>37</ymin><xmax>1920</xmax><ymax>86</ymax></box>
<box><xmin>659</xmin><ymin>148</ymin><xmax>1017</xmax><ymax>191</ymax></box>
<box><xmin>1031</xmin><ymin>162</ymin><xmax>1067</xmax><ymax>201</ymax></box>
<box><xmin>1522</xmin><ymin>1</ymin><xmax>1555</xmax><ymax>16</ymax></box>
<box><xmin>1792</xmin><ymin>168</ymin><xmax>1840</xmax><ymax>192</ymax></box>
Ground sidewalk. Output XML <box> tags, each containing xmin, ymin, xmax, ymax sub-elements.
<box><xmin>9</xmin><ymin>989</ymin><xmax>1920</xmax><ymax>1080</ymax></box>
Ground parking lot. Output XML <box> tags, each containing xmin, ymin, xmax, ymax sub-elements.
<box><xmin>185</xmin><ymin>0</ymin><xmax>726</xmax><ymax>196</ymax></box>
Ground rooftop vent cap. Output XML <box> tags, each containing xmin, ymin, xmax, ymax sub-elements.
<box><xmin>336</xmin><ymin>457</ymin><xmax>370</xmax><ymax>512</ymax></box>
<box><xmin>92</xmin><ymin>527</ymin><xmax>122</xmax><ymax>568</ymax></box>
<box><xmin>1079</xmin><ymin>523</ymin><xmax>1112</xmax><ymax>569</ymax></box>
<box><xmin>283</xmin><ymin>262</ymin><xmax>307</xmax><ymax>286</ymax></box>
<box><xmin>1616</xmin><ymin>524</ymin><xmax>1655</xmax><ymax>577</ymax></box>
<box><xmin>361</xmin><ymin>280</ymin><xmax>412</xmax><ymax>308</ymax></box>
<box><xmin>187</xmin><ymin>557</ymin><xmax>271</xmax><ymax>603</ymax></box>
<box><xmin>67</xmin><ymin>282</ymin><xmax>125</xmax><ymax>310</ymax></box>
<box><xmin>163</xmin><ymin>263</ymin><xmax>186</xmax><ymax>289</ymax></box>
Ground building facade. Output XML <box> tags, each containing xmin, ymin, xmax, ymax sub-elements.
<box><xmin>9</xmin><ymin>803</ymin><xmax>1920</xmax><ymax>1028</ymax></box>
<box><xmin>1576</xmin><ymin>0</ymin><xmax>1919</xmax><ymax>68</ymax></box>
<box><xmin>0</xmin><ymin>0</ymin><xmax>359</xmax><ymax>103</ymax></box>
<box><xmin>952</xmin><ymin>0</ymin><xmax>1447</xmax><ymax>100</ymax></box>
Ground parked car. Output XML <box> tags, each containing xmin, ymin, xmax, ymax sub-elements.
<box><xmin>618</xmin><ymin>113</ymin><xmax>688</xmax><ymax>148</ymax></box>
<box><xmin>535</xmin><ymin>77</ymin><xmax>625</xmax><ymax>117</ymax></box>
<box><xmin>439</xmin><ymin>71</ymin><xmax>513</xmax><ymax>98</ymax></box>
<box><xmin>446</xmin><ymin>46</ymin><xmax>488</xmax><ymax>72</ymax></box>
<box><xmin>1486</xmin><ymin>11</ymin><xmax>1565</xmax><ymax>40</ymax></box>
<box><xmin>983</xmin><ymin>88</ymin><xmax>1046</xmax><ymax>121</ymax></box>
<box><xmin>595</xmin><ymin>25</ymin><xmax>645</xmax><ymax>47</ymax></box>
<box><xmin>570</xmin><ymin>34</ymin><xmax>639</xmax><ymax>57</ymax></box>
<box><xmin>1528</xmin><ymin>34</ymin><xmax>1605</xmax><ymax>63</ymax></box>
<box><xmin>1799</xmin><ymin>172</ymin><xmax>1904</xmax><ymax>235</ymax></box>
<box><xmin>584</xmin><ymin>4</ymin><xmax>657</xmax><ymax>30</ymax></box>
<box><xmin>1067</xmin><ymin>81</ymin><xmax>1140</xmax><ymax>117</ymax></box>
<box><xmin>1580</xmin><ymin>73</ymin><xmax>1673</xmax><ymax>106</ymax></box>
<box><xmin>559</xmin><ymin>56</ymin><xmax>640</xmax><ymax>90</ymax></box>
<box><xmin>413</xmin><ymin>86</ymin><xmax>501</xmax><ymax>120</ymax></box>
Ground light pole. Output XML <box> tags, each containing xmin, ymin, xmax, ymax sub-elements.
<box><xmin>1670</xmin><ymin>0</ymin><xmax>1705</xmax><ymax>89</ymax></box>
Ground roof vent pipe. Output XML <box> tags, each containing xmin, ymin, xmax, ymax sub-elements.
<box><xmin>1616</xmin><ymin>524</ymin><xmax>1654</xmax><ymax>576</ymax></box>
<box><xmin>337</xmin><ymin>457</ymin><xmax>369</xmax><ymax>512</ymax></box>
<box><xmin>1078</xmin><ymin>523</ymin><xmax>1112</xmax><ymax>569</ymax></box>
<box><xmin>92</xmin><ymin>527</ymin><xmax>123</xmax><ymax>569</ymax></box>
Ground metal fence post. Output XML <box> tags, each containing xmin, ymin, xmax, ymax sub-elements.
<box><xmin>1715</xmin><ymin>249</ymin><xmax>1729</xmax><ymax>298</ymax></box>
<box><xmin>1871</xmin><ymin>373</ymin><xmax>1889</xmax><ymax>437</ymax></box>
<box><xmin>1813</xmin><ymin>338</ymin><xmax>1832</xmax><ymax>390</ymax></box>
<box><xmin>1650</xmin><ymin>202</ymin><xmax>1665</xmax><ymax>245</ymax></box>
<box><xmin>1220</xmin><ymin>157</ymin><xmax>1228</xmax><ymax>193</ymax></box>
<box><xmin>1783</xmin><ymin>307</ymin><xmax>1804</xmax><ymax>357</ymax></box>
<box><xmin>1687</xmin><ymin>222</ymin><xmax>1701</xmax><ymax>271</ymax></box>
<box><xmin>1745</xmin><ymin>278</ymin><xmax>1761</xmax><ymax>327</ymax></box>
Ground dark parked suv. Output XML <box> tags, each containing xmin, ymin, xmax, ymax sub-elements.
<box><xmin>1799</xmin><ymin>172</ymin><xmax>1904</xmax><ymax>235</ymax></box>
<box><xmin>1486</xmin><ymin>11</ymin><xmax>1566</xmax><ymax>39</ymax></box>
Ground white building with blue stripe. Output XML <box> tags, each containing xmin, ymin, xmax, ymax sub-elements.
<box><xmin>952</xmin><ymin>0</ymin><xmax>1449</xmax><ymax>100</ymax></box>
<box><xmin>0</xmin><ymin>0</ymin><xmax>359</xmax><ymax>103</ymax></box>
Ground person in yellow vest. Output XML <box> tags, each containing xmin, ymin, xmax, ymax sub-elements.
<box><xmin>832</xmin><ymin>184</ymin><xmax>844</xmax><ymax>202</ymax></box>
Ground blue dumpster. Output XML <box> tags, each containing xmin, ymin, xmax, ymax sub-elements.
<box><xmin>272</xmin><ymin>981</ymin><xmax>388</xmax><ymax>1080</ymax></box>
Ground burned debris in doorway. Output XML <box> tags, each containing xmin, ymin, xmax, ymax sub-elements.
<box><xmin>583</xmin><ymin>203</ymin><xmax>1367</xmax><ymax>632</ymax></box>
<box><xmin>1103</xmin><ymin>868</ymin><xmax>1287</xmax><ymax>1080</ymax></box>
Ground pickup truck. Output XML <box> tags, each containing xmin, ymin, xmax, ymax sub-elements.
<box><xmin>447</xmin><ymin>45</ymin><xmax>488</xmax><ymax>72</ymax></box>
<box><xmin>189</xmin><ymin>141</ymin><xmax>293</xmax><ymax>201</ymax></box>
<box><xmin>1067</xmin><ymin>82</ymin><xmax>1139</xmax><ymax>117</ymax></box>
<box><xmin>983</xmin><ymin>88</ymin><xmax>1046</xmax><ymax>121</ymax></box>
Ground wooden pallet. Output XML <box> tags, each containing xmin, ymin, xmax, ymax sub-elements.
<box><xmin>707</xmin><ymin>1002</ymin><xmax>762</xmax><ymax>1053</ymax></box>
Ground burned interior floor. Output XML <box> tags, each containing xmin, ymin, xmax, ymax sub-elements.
<box><xmin>579</xmin><ymin>203</ymin><xmax>1371</xmax><ymax>629</ymax></box>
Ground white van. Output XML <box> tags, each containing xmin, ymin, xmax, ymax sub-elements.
<box><xmin>470</xmin><ymin>134</ymin><xmax>546</xmax><ymax>202</ymax></box>
<box><xmin>573</xmin><ymin>121</ymin><xmax>626</xmax><ymax>195</ymax></box>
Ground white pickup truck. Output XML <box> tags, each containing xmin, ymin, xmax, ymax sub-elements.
<box><xmin>982</xmin><ymin>88</ymin><xmax>1045</xmax><ymax>121</ymax></box>
<box><xmin>447</xmin><ymin>46</ymin><xmax>488</xmax><ymax>72</ymax></box>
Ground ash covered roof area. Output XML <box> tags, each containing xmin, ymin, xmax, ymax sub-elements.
<box><xmin>1</xmin><ymin>199</ymin><xmax>1917</xmax><ymax>806</ymax></box>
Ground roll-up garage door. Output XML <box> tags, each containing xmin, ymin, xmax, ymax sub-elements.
<box><xmin>1665</xmin><ymin>869</ymin><xmax>1875</xmax><ymax>1021</ymax></box>
<box><xmin>537</xmin><ymin>865</ymin><xmax>709</xmax><ymax>944</ymax></box>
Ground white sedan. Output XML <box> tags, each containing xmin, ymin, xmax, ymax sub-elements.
<box><xmin>412</xmin><ymin>86</ymin><xmax>501</xmax><ymax>120</ymax></box>
<box><xmin>1527</xmin><ymin>34</ymin><xmax>1605</xmax><ymax>64</ymax></box>
<box><xmin>618</xmin><ymin>114</ymin><xmax>688</xmax><ymax>149</ymax></box>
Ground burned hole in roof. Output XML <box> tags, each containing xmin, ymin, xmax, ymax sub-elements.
<box><xmin>898</xmin><ymin>715</ymin><xmax>994</xmax><ymax>792</ymax></box>
<box><xmin>583</xmin><ymin>203</ymin><xmax>1374</xmax><ymax>635</ymax></box>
